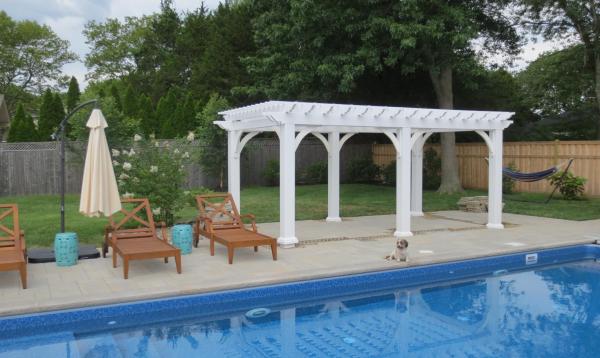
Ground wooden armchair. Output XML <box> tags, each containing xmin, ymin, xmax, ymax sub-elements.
<box><xmin>194</xmin><ymin>193</ymin><xmax>276</xmax><ymax>264</ymax></box>
<box><xmin>104</xmin><ymin>198</ymin><xmax>181</xmax><ymax>279</ymax></box>
<box><xmin>0</xmin><ymin>204</ymin><xmax>27</xmax><ymax>289</ymax></box>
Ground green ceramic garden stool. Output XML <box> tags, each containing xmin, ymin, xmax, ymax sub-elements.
<box><xmin>171</xmin><ymin>224</ymin><xmax>193</xmax><ymax>255</ymax></box>
<box><xmin>54</xmin><ymin>232</ymin><xmax>79</xmax><ymax>266</ymax></box>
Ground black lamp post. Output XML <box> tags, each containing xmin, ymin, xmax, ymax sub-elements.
<box><xmin>53</xmin><ymin>99</ymin><xmax>98</xmax><ymax>233</ymax></box>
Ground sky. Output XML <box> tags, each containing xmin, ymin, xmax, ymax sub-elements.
<box><xmin>2</xmin><ymin>0</ymin><xmax>568</xmax><ymax>90</ymax></box>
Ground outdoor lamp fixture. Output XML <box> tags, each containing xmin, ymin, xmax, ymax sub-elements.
<box><xmin>53</xmin><ymin>99</ymin><xmax>99</xmax><ymax>233</ymax></box>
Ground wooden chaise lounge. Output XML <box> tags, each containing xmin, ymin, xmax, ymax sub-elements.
<box><xmin>193</xmin><ymin>193</ymin><xmax>277</xmax><ymax>264</ymax></box>
<box><xmin>0</xmin><ymin>204</ymin><xmax>27</xmax><ymax>289</ymax></box>
<box><xmin>104</xmin><ymin>198</ymin><xmax>181</xmax><ymax>279</ymax></box>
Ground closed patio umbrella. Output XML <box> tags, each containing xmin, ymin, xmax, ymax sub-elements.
<box><xmin>79</xmin><ymin>109</ymin><xmax>121</xmax><ymax>217</ymax></box>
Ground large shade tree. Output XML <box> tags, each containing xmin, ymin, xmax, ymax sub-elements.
<box><xmin>520</xmin><ymin>0</ymin><xmax>600</xmax><ymax>138</ymax></box>
<box><xmin>245</xmin><ymin>0</ymin><xmax>519</xmax><ymax>193</ymax></box>
<box><xmin>0</xmin><ymin>11</ymin><xmax>77</xmax><ymax>108</ymax></box>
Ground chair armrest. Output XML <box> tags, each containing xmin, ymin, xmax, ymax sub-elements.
<box><xmin>156</xmin><ymin>221</ymin><xmax>168</xmax><ymax>242</ymax></box>
<box><xmin>240</xmin><ymin>214</ymin><xmax>257</xmax><ymax>232</ymax></box>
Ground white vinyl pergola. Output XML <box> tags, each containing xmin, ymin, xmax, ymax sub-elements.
<box><xmin>217</xmin><ymin>101</ymin><xmax>514</xmax><ymax>248</ymax></box>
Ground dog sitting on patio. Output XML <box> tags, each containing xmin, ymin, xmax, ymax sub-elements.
<box><xmin>385</xmin><ymin>239</ymin><xmax>409</xmax><ymax>262</ymax></box>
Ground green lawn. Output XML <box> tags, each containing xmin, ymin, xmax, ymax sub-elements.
<box><xmin>1</xmin><ymin>184</ymin><xmax>598</xmax><ymax>247</ymax></box>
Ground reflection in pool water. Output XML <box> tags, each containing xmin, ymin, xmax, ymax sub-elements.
<box><xmin>4</xmin><ymin>261</ymin><xmax>600</xmax><ymax>357</ymax></box>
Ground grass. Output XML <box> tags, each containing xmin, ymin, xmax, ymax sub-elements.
<box><xmin>1</xmin><ymin>184</ymin><xmax>598</xmax><ymax>247</ymax></box>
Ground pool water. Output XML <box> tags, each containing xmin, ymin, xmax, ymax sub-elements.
<box><xmin>2</xmin><ymin>260</ymin><xmax>600</xmax><ymax>357</ymax></box>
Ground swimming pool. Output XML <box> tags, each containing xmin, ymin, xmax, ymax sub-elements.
<box><xmin>1</xmin><ymin>245</ymin><xmax>599</xmax><ymax>357</ymax></box>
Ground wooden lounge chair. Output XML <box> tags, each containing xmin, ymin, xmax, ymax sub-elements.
<box><xmin>104</xmin><ymin>198</ymin><xmax>181</xmax><ymax>279</ymax></box>
<box><xmin>193</xmin><ymin>193</ymin><xmax>277</xmax><ymax>264</ymax></box>
<box><xmin>0</xmin><ymin>204</ymin><xmax>27</xmax><ymax>289</ymax></box>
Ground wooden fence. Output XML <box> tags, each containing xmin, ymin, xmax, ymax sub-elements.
<box><xmin>0</xmin><ymin>139</ymin><xmax>371</xmax><ymax>197</ymax></box>
<box><xmin>373</xmin><ymin>140</ymin><xmax>600</xmax><ymax>197</ymax></box>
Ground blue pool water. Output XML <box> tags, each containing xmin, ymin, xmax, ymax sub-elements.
<box><xmin>1</xmin><ymin>247</ymin><xmax>600</xmax><ymax>357</ymax></box>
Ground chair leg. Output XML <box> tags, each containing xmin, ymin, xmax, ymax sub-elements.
<box><xmin>271</xmin><ymin>242</ymin><xmax>277</xmax><ymax>261</ymax></box>
<box><xmin>228</xmin><ymin>246</ymin><xmax>234</xmax><ymax>264</ymax></box>
<box><xmin>112</xmin><ymin>248</ymin><xmax>117</xmax><ymax>268</ymax></box>
<box><xmin>102</xmin><ymin>241</ymin><xmax>108</xmax><ymax>258</ymax></box>
<box><xmin>123</xmin><ymin>257</ymin><xmax>129</xmax><ymax>279</ymax></box>
<box><xmin>164</xmin><ymin>257</ymin><xmax>168</xmax><ymax>263</ymax></box>
<box><xmin>210</xmin><ymin>238</ymin><xmax>215</xmax><ymax>256</ymax></box>
<box><xmin>175</xmin><ymin>253</ymin><xmax>182</xmax><ymax>274</ymax></box>
<box><xmin>254</xmin><ymin>246</ymin><xmax>258</xmax><ymax>252</ymax></box>
<box><xmin>19</xmin><ymin>263</ymin><xmax>27</xmax><ymax>289</ymax></box>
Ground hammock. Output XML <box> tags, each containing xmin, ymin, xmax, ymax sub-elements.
<box><xmin>501</xmin><ymin>158</ymin><xmax>573</xmax><ymax>183</ymax></box>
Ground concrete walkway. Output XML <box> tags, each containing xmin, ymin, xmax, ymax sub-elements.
<box><xmin>0</xmin><ymin>211</ymin><xmax>599</xmax><ymax>317</ymax></box>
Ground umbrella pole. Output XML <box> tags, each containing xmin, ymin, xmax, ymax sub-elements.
<box><xmin>54</xmin><ymin>99</ymin><xmax>99</xmax><ymax>233</ymax></box>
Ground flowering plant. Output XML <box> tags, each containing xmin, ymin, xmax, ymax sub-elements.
<box><xmin>113</xmin><ymin>135</ymin><xmax>193</xmax><ymax>225</ymax></box>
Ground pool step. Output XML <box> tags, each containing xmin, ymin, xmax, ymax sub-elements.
<box><xmin>0</xmin><ymin>331</ymin><xmax>80</xmax><ymax>358</ymax></box>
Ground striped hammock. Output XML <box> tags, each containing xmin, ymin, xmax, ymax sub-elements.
<box><xmin>501</xmin><ymin>159</ymin><xmax>573</xmax><ymax>182</ymax></box>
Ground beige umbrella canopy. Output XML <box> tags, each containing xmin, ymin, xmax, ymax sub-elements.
<box><xmin>79</xmin><ymin>109</ymin><xmax>121</xmax><ymax>217</ymax></box>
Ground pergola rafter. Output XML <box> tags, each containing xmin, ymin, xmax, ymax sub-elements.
<box><xmin>218</xmin><ymin>101</ymin><xmax>513</xmax><ymax>248</ymax></box>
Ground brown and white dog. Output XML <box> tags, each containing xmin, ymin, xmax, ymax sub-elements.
<box><xmin>385</xmin><ymin>239</ymin><xmax>409</xmax><ymax>262</ymax></box>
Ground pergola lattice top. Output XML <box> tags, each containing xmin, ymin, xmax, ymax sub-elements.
<box><xmin>218</xmin><ymin>101</ymin><xmax>514</xmax><ymax>132</ymax></box>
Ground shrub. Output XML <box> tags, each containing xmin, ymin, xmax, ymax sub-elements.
<box><xmin>423</xmin><ymin>148</ymin><xmax>441</xmax><ymax>190</ymax></box>
<box><xmin>302</xmin><ymin>161</ymin><xmax>327</xmax><ymax>184</ymax></box>
<box><xmin>548</xmin><ymin>171</ymin><xmax>586</xmax><ymax>200</ymax></box>
<box><xmin>113</xmin><ymin>135</ymin><xmax>194</xmax><ymax>226</ymax></box>
<box><xmin>347</xmin><ymin>157</ymin><xmax>380</xmax><ymax>183</ymax></box>
<box><xmin>503</xmin><ymin>162</ymin><xmax>517</xmax><ymax>194</ymax></box>
<box><xmin>263</xmin><ymin>160</ymin><xmax>279</xmax><ymax>186</ymax></box>
<box><xmin>184</xmin><ymin>187</ymin><xmax>213</xmax><ymax>208</ymax></box>
<box><xmin>381</xmin><ymin>160</ymin><xmax>396</xmax><ymax>185</ymax></box>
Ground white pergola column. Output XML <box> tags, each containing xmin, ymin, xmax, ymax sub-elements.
<box><xmin>279</xmin><ymin>122</ymin><xmax>298</xmax><ymax>248</ymax></box>
<box><xmin>227</xmin><ymin>130</ymin><xmax>241</xmax><ymax>207</ymax></box>
<box><xmin>326</xmin><ymin>131</ymin><xmax>341</xmax><ymax>222</ymax></box>
<box><xmin>410</xmin><ymin>138</ymin><xmax>424</xmax><ymax>216</ymax></box>
<box><xmin>487</xmin><ymin>129</ymin><xmax>504</xmax><ymax>229</ymax></box>
<box><xmin>395</xmin><ymin>127</ymin><xmax>413</xmax><ymax>237</ymax></box>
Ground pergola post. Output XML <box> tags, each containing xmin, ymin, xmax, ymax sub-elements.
<box><xmin>395</xmin><ymin>127</ymin><xmax>413</xmax><ymax>237</ymax></box>
<box><xmin>227</xmin><ymin>130</ymin><xmax>241</xmax><ymax>208</ymax></box>
<box><xmin>410</xmin><ymin>138</ymin><xmax>424</xmax><ymax>216</ymax></box>
<box><xmin>487</xmin><ymin>129</ymin><xmax>504</xmax><ymax>229</ymax></box>
<box><xmin>326</xmin><ymin>131</ymin><xmax>341</xmax><ymax>222</ymax></box>
<box><xmin>279</xmin><ymin>121</ymin><xmax>298</xmax><ymax>248</ymax></box>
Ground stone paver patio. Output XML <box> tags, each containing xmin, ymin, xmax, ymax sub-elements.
<box><xmin>0</xmin><ymin>211</ymin><xmax>598</xmax><ymax>317</ymax></box>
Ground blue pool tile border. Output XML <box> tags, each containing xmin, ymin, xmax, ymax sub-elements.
<box><xmin>1</xmin><ymin>244</ymin><xmax>599</xmax><ymax>338</ymax></box>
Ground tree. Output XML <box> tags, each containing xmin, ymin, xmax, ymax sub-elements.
<box><xmin>83</xmin><ymin>16</ymin><xmax>150</xmax><ymax>81</ymax></box>
<box><xmin>137</xmin><ymin>94</ymin><xmax>156</xmax><ymax>136</ymax></box>
<box><xmin>7</xmin><ymin>103</ymin><xmax>37</xmax><ymax>142</ymax></box>
<box><xmin>245</xmin><ymin>0</ymin><xmax>519</xmax><ymax>193</ymax></box>
<box><xmin>196</xmin><ymin>94</ymin><xmax>230</xmax><ymax>190</ymax></box>
<box><xmin>365</xmin><ymin>0</ymin><xmax>520</xmax><ymax>192</ymax></box>
<box><xmin>156</xmin><ymin>89</ymin><xmax>178</xmax><ymax>138</ymax></box>
<box><xmin>66</xmin><ymin>76</ymin><xmax>81</xmax><ymax>112</ymax></box>
<box><xmin>520</xmin><ymin>0</ymin><xmax>600</xmax><ymax>138</ymax></box>
<box><xmin>122</xmin><ymin>84</ymin><xmax>139</xmax><ymax>117</ymax></box>
<box><xmin>37</xmin><ymin>89</ymin><xmax>62</xmax><ymax>140</ymax></box>
<box><xmin>110</xmin><ymin>84</ymin><xmax>122</xmax><ymax>112</ymax></box>
<box><xmin>172</xmin><ymin>93</ymin><xmax>197</xmax><ymax>136</ymax></box>
<box><xmin>0</xmin><ymin>11</ymin><xmax>77</xmax><ymax>107</ymax></box>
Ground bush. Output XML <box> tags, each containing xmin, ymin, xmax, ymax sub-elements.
<box><xmin>423</xmin><ymin>148</ymin><xmax>441</xmax><ymax>190</ymax></box>
<box><xmin>381</xmin><ymin>161</ymin><xmax>395</xmax><ymax>185</ymax></box>
<box><xmin>263</xmin><ymin>160</ymin><xmax>280</xmax><ymax>186</ymax></box>
<box><xmin>302</xmin><ymin>161</ymin><xmax>327</xmax><ymax>184</ymax></box>
<box><xmin>548</xmin><ymin>171</ymin><xmax>586</xmax><ymax>200</ymax></box>
<box><xmin>503</xmin><ymin>162</ymin><xmax>517</xmax><ymax>194</ymax></box>
<box><xmin>347</xmin><ymin>157</ymin><xmax>380</xmax><ymax>183</ymax></box>
<box><xmin>184</xmin><ymin>187</ymin><xmax>213</xmax><ymax>208</ymax></box>
<box><xmin>113</xmin><ymin>135</ymin><xmax>194</xmax><ymax>226</ymax></box>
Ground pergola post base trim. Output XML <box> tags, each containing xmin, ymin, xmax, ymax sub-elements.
<box><xmin>325</xmin><ymin>217</ymin><xmax>342</xmax><ymax>222</ymax></box>
<box><xmin>486</xmin><ymin>223</ymin><xmax>504</xmax><ymax>229</ymax></box>
<box><xmin>394</xmin><ymin>231</ymin><xmax>414</xmax><ymax>238</ymax></box>
<box><xmin>277</xmin><ymin>236</ymin><xmax>298</xmax><ymax>248</ymax></box>
<box><xmin>411</xmin><ymin>211</ymin><xmax>425</xmax><ymax>217</ymax></box>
